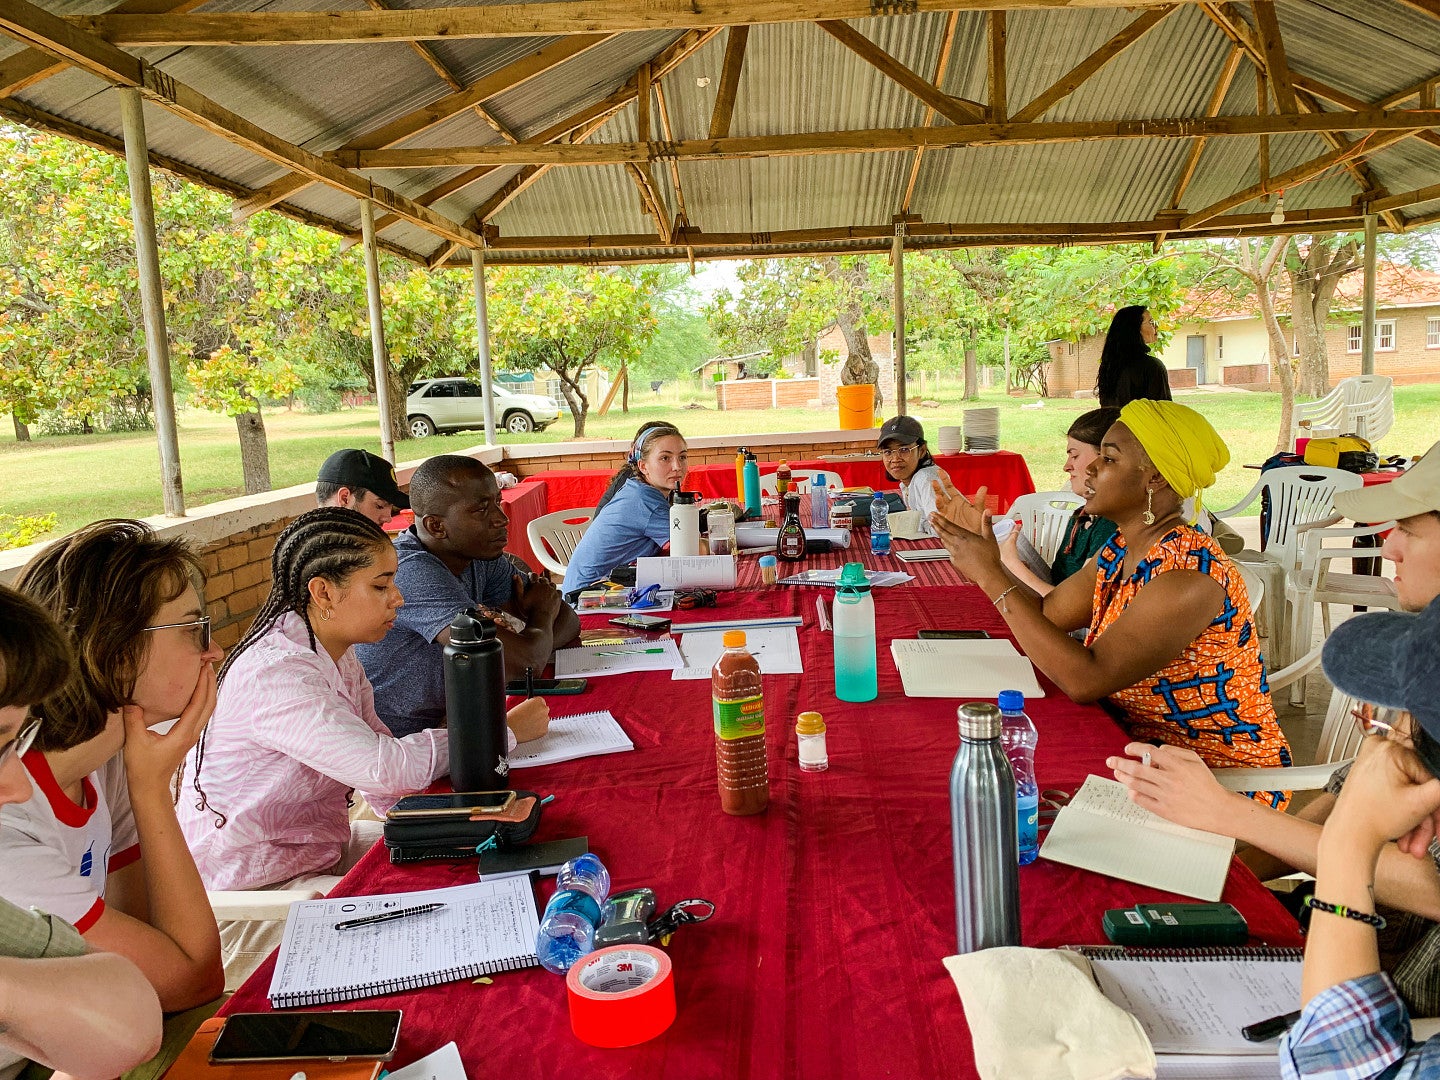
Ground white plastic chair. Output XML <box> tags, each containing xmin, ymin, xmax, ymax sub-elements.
<box><xmin>208</xmin><ymin>889</ymin><xmax>324</xmax><ymax>922</ymax></box>
<box><xmin>1213</xmin><ymin>645</ymin><xmax>1361</xmax><ymax>792</ymax></box>
<box><xmin>1291</xmin><ymin>375</ymin><xmax>1393</xmax><ymax>446</ymax></box>
<box><xmin>1006</xmin><ymin>490</ymin><xmax>1086</xmax><ymax>565</ymax></box>
<box><xmin>758</xmin><ymin>470</ymin><xmax>829</xmax><ymax>497</ymax></box>
<box><xmin>526</xmin><ymin>507</ymin><xmax>595</xmax><ymax>577</ymax></box>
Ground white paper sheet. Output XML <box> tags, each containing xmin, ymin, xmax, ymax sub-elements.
<box><xmin>778</xmin><ymin>568</ymin><xmax>913</xmax><ymax>588</ymax></box>
<box><xmin>507</xmin><ymin>709</ymin><xmax>633</xmax><ymax>768</ymax></box>
<box><xmin>889</xmin><ymin>638</ymin><xmax>1045</xmax><ymax>698</ymax></box>
<box><xmin>553</xmin><ymin>637</ymin><xmax>683</xmax><ymax>677</ymax></box>
<box><xmin>672</xmin><ymin>627</ymin><xmax>804</xmax><ymax>680</ymax></box>
<box><xmin>634</xmin><ymin>555</ymin><xmax>738</xmax><ymax>590</ymax></box>
<box><xmin>384</xmin><ymin>1043</ymin><xmax>467</xmax><ymax>1080</ymax></box>
<box><xmin>734</xmin><ymin>525</ymin><xmax>853</xmax><ymax>550</ymax></box>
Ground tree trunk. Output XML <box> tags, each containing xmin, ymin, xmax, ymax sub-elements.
<box><xmin>1256</xmin><ymin>289</ymin><xmax>1296</xmax><ymax>454</ymax></box>
<box><xmin>621</xmin><ymin>368</ymin><xmax>630</xmax><ymax>413</ymax></box>
<box><xmin>963</xmin><ymin>327</ymin><xmax>979</xmax><ymax>401</ymax></box>
<box><xmin>11</xmin><ymin>416</ymin><xmax>30</xmax><ymax>442</ymax></box>
<box><xmin>559</xmin><ymin>373</ymin><xmax>589</xmax><ymax>438</ymax></box>
<box><xmin>235</xmin><ymin>408</ymin><xmax>272</xmax><ymax>494</ymax></box>
<box><xmin>387</xmin><ymin>368</ymin><xmax>410</xmax><ymax>443</ymax></box>
<box><xmin>835</xmin><ymin>312</ymin><xmax>882</xmax><ymax>411</ymax></box>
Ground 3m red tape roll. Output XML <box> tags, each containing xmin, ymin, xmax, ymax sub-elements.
<box><xmin>565</xmin><ymin>944</ymin><xmax>676</xmax><ymax>1048</ymax></box>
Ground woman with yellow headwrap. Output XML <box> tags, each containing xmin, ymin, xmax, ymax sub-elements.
<box><xmin>931</xmin><ymin>400</ymin><xmax>1291</xmax><ymax>808</ymax></box>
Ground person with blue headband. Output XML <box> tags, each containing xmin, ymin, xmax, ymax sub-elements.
<box><xmin>562</xmin><ymin>422</ymin><xmax>691</xmax><ymax>598</ymax></box>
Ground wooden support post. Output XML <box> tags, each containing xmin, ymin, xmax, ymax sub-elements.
<box><xmin>893</xmin><ymin>220</ymin><xmax>906</xmax><ymax>416</ymax></box>
<box><xmin>597</xmin><ymin>363</ymin><xmax>627</xmax><ymax>415</ymax></box>
<box><xmin>119</xmin><ymin>87</ymin><xmax>184</xmax><ymax>516</ymax></box>
<box><xmin>470</xmin><ymin>246</ymin><xmax>497</xmax><ymax>444</ymax></box>
<box><xmin>359</xmin><ymin>200</ymin><xmax>396</xmax><ymax>463</ymax></box>
<box><xmin>1362</xmin><ymin>212</ymin><xmax>1378</xmax><ymax>376</ymax></box>
<box><xmin>636</xmin><ymin>62</ymin><xmax>651</xmax><ymax>143</ymax></box>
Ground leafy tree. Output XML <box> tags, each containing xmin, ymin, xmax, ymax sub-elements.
<box><xmin>488</xmin><ymin>266</ymin><xmax>660</xmax><ymax>437</ymax></box>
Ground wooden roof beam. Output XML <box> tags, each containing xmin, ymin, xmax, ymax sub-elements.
<box><xmin>336</xmin><ymin>109</ymin><xmax>1440</xmax><ymax>169</ymax></box>
<box><xmin>1179</xmin><ymin>128</ymin><xmax>1412</xmax><ymax>229</ymax></box>
<box><xmin>708</xmin><ymin>25</ymin><xmax>748</xmax><ymax>139</ymax></box>
<box><xmin>1010</xmin><ymin>4</ymin><xmax>1175</xmax><ymax>124</ymax></box>
<box><xmin>0</xmin><ymin>0</ymin><xmax>485</xmax><ymax>249</ymax></box>
<box><xmin>1394</xmin><ymin>0</ymin><xmax>1440</xmax><ymax>20</ymax></box>
<box><xmin>986</xmin><ymin>9</ymin><xmax>1006</xmax><ymax>125</ymax></box>
<box><xmin>1167</xmin><ymin>46</ymin><xmax>1242</xmax><ymax>209</ymax></box>
<box><xmin>1379</xmin><ymin>73</ymin><xmax>1440</xmax><ymax>109</ymax></box>
<box><xmin>1365</xmin><ymin>181</ymin><xmax>1440</xmax><ymax>216</ymax></box>
<box><xmin>1293</xmin><ymin>85</ymin><xmax>1402</xmax><ymax>231</ymax></box>
<box><xmin>816</xmin><ymin>19</ymin><xmax>984</xmax><ymax>126</ymax></box>
<box><xmin>73</xmin><ymin>1</ymin><xmax>1195</xmax><ymax>47</ymax></box>
<box><xmin>653</xmin><ymin>80</ymin><xmax>693</xmax><ymax>262</ymax></box>
<box><xmin>1199</xmin><ymin>1</ymin><xmax>1263</xmax><ymax>66</ymax></box>
<box><xmin>899</xmin><ymin>9</ymin><xmax>960</xmax><ymax>215</ymax></box>
<box><xmin>1292</xmin><ymin>72</ymin><xmax>1440</xmax><ymax>152</ymax></box>
<box><xmin>625</xmin><ymin>161</ymin><xmax>673</xmax><ymax>243</ymax></box>
<box><xmin>1250</xmin><ymin>1</ymin><xmax>1295</xmax><ymax>113</ymax></box>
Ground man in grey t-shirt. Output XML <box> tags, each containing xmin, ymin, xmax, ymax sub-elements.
<box><xmin>356</xmin><ymin>455</ymin><xmax>579</xmax><ymax>738</ymax></box>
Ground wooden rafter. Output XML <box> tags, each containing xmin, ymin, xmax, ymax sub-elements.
<box><xmin>653</xmin><ymin>80</ymin><xmax>693</xmax><ymax>263</ymax></box>
<box><xmin>1010</xmin><ymin>5</ymin><xmax>1175</xmax><ymax>124</ymax></box>
<box><xmin>336</xmin><ymin>109</ymin><xmax>1440</xmax><ymax>169</ymax></box>
<box><xmin>987</xmin><ymin>9</ymin><xmax>1006</xmax><ymax>124</ymax></box>
<box><xmin>1199</xmin><ymin>1</ymin><xmax>1262</xmax><ymax>66</ymax></box>
<box><xmin>900</xmin><ymin>9</ymin><xmax>959</xmax><ymax>215</ymax></box>
<box><xmin>359</xmin><ymin>0</ymin><xmax>464</xmax><ymax>91</ymax></box>
<box><xmin>625</xmin><ymin>161</ymin><xmax>672</xmax><ymax>243</ymax></box>
<box><xmin>1393</xmin><ymin>0</ymin><xmax>1440</xmax><ymax>19</ymax></box>
<box><xmin>0</xmin><ymin>0</ymin><xmax>484</xmax><ymax>248</ymax></box>
<box><xmin>1292</xmin><ymin>86</ymin><xmax>1401</xmax><ymax>231</ymax></box>
<box><xmin>1293</xmin><ymin>72</ymin><xmax>1440</xmax><ymax>152</ymax></box>
<box><xmin>1366</xmin><ymin>181</ymin><xmax>1440</xmax><ymax>216</ymax></box>
<box><xmin>636</xmin><ymin>61</ymin><xmax>652</xmax><ymax>143</ymax></box>
<box><xmin>474</xmin><ymin>105</ymin><xmax>520</xmax><ymax>144</ymax></box>
<box><xmin>1179</xmin><ymin>128</ymin><xmax>1412</xmax><ymax>229</ymax></box>
<box><xmin>1168</xmin><ymin>47</ymin><xmax>1242</xmax><ymax>210</ymax></box>
<box><xmin>71</xmin><ymin>1</ymin><xmax>1190</xmax><ymax>47</ymax></box>
<box><xmin>816</xmin><ymin>19</ymin><xmax>984</xmax><ymax>125</ymax></box>
<box><xmin>1250</xmin><ymin>1</ymin><xmax>1295</xmax><ymax>113</ymax></box>
<box><xmin>1379</xmin><ymin>72</ymin><xmax>1440</xmax><ymax>109</ymax></box>
<box><xmin>708</xmin><ymin>25</ymin><xmax>749</xmax><ymax>140</ymax></box>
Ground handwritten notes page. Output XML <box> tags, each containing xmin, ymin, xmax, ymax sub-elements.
<box><xmin>672</xmin><ymin>627</ymin><xmax>804</xmax><ymax>680</ymax></box>
<box><xmin>267</xmin><ymin>879</ymin><xmax>539</xmax><ymax>1007</ymax></box>
<box><xmin>1040</xmin><ymin>776</ymin><xmax>1235</xmax><ymax>901</ymax></box>
<box><xmin>889</xmin><ymin>638</ymin><xmax>1045</xmax><ymax>699</ymax></box>
<box><xmin>553</xmin><ymin>637</ymin><xmax>684</xmax><ymax>678</ymax></box>
<box><xmin>507</xmin><ymin>709</ymin><xmax>633</xmax><ymax>769</ymax></box>
<box><xmin>634</xmin><ymin>556</ymin><xmax>737</xmax><ymax>590</ymax></box>
<box><xmin>1089</xmin><ymin>954</ymin><xmax>1301</xmax><ymax>1055</ymax></box>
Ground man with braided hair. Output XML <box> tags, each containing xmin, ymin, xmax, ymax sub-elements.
<box><xmin>358</xmin><ymin>455</ymin><xmax>579</xmax><ymax>739</ymax></box>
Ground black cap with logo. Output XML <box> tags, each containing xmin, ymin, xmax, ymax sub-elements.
<box><xmin>877</xmin><ymin>415</ymin><xmax>926</xmax><ymax>448</ymax></box>
<box><xmin>316</xmin><ymin>449</ymin><xmax>409</xmax><ymax>509</ymax></box>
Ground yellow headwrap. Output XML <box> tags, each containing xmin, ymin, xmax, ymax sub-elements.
<box><xmin>1117</xmin><ymin>399</ymin><xmax>1230</xmax><ymax>523</ymax></box>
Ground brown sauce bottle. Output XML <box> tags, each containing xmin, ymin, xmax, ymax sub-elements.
<box><xmin>712</xmin><ymin>630</ymin><xmax>769</xmax><ymax>816</ymax></box>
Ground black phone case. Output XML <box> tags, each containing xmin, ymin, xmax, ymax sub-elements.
<box><xmin>383</xmin><ymin>790</ymin><xmax>542</xmax><ymax>861</ymax></box>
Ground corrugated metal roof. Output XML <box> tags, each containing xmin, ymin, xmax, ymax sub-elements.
<box><xmin>4</xmin><ymin>0</ymin><xmax>1438</xmax><ymax>264</ymax></box>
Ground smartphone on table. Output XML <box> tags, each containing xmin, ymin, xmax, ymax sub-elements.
<box><xmin>504</xmin><ymin>677</ymin><xmax>588</xmax><ymax>695</ymax></box>
<box><xmin>385</xmin><ymin>791</ymin><xmax>516</xmax><ymax>818</ymax></box>
<box><xmin>209</xmin><ymin>1011</ymin><xmax>402</xmax><ymax>1064</ymax></box>
<box><xmin>917</xmin><ymin>629</ymin><xmax>991</xmax><ymax>640</ymax></box>
<box><xmin>609</xmin><ymin>614</ymin><xmax>672</xmax><ymax>632</ymax></box>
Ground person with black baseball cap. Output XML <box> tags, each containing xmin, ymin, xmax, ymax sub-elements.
<box><xmin>877</xmin><ymin>415</ymin><xmax>950</xmax><ymax>538</ymax></box>
<box><xmin>1279</xmin><ymin>596</ymin><xmax>1440</xmax><ymax>1076</ymax></box>
<box><xmin>315</xmin><ymin>449</ymin><xmax>409</xmax><ymax>527</ymax></box>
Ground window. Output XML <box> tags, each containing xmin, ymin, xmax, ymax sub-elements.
<box><xmin>1378</xmin><ymin>319</ymin><xmax>1396</xmax><ymax>351</ymax></box>
<box><xmin>1292</xmin><ymin>335</ymin><xmax>1300</xmax><ymax>357</ymax></box>
<box><xmin>1217</xmin><ymin>335</ymin><xmax>1224</xmax><ymax>361</ymax></box>
<box><xmin>1428</xmin><ymin>317</ymin><xmax>1440</xmax><ymax>349</ymax></box>
<box><xmin>1347</xmin><ymin>325</ymin><xmax>1363</xmax><ymax>353</ymax></box>
<box><xmin>425</xmin><ymin>383</ymin><xmax>456</xmax><ymax>398</ymax></box>
<box><xmin>457</xmin><ymin>382</ymin><xmax>482</xmax><ymax>397</ymax></box>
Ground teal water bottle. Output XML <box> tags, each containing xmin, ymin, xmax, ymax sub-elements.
<box><xmin>832</xmin><ymin>563</ymin><xmax>877</xmax><ymax>702</ymax></box>
<box><xmin>743</xmin><ymin>451</ymin><xmax>761</xmax><ymax>518</ymax></box>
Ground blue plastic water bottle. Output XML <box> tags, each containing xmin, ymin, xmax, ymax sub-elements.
<box><xmin>870</xmin><ymin>493</ymin><xmax>891</xmax><ymax>556</ymax></box>
<box><xmin>535</xmin><ymin>853</ymin><xmax>611</xmax><ymax>973</ymax></box>
<box><xmin>998</xmin><ymin>690</ymin><xmax>1039</xmax><ymax>865</ymax></box>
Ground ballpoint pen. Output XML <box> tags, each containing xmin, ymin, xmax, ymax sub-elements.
<box><xmin>592</xmin><ymin>647</ymin><xmax>666</xmax><ymax>656</ymax></box>
<box><xmin>334</xmin><ymin>902</ymin><xmax>446</xmax><ymax>931</ymax></box>
<box><xmin>1241</xmin><ymin>1009</ymin><xmax>1300</xmax><ymax>1042</ymax></box>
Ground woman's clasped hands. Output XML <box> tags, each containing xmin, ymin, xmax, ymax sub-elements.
<box><xmin>928</xmin><ymin>476</ymin><xmax>1005</xmax><ymax>582</ymax></box>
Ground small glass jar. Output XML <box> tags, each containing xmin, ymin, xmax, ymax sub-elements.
<box><xmin>707</xmin><ymin>504</ymin><xmax>736</xmax><ymax>556</ymax></box>
<box><xmin>758</xmin><ymin>554</ymin><xmax>778</xmax><ymax>585</ymax></box>
<box><xmin>795</xmin><ymin>711</ymin><xmax>828</xmax><ymax>772</ymax></box>
<box><xmin>830</xmin><ymin>501</ymin><xmax>854</xmax><ymax>531</ymax></box>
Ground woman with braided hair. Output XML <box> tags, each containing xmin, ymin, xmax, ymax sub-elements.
<box><xmin>175</xmin><ymin>508</ymin><xmax>499</xmax><ymax>985</ymax></box>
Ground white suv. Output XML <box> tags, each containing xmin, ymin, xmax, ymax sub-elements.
<box><xmin>406</xmin><ymin>377</ymin><xmax>562</xmax><ymax>438</ymax></box>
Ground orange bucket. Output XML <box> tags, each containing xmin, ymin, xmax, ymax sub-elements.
<box><xmin>836</xmin><ymin>383</ymin><xmax>875</xmax><ymax>430</ymax></box>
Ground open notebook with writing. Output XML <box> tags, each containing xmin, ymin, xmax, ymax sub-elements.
<box><xmin>267</xmin><ymin>878</ymin><xmax>540</xmax><ymax>1008</ymax></box>
<box><xmin>1040</xmin><ymin>776</ymin><xmax>1235</xmax><ymax>901</ymax></box>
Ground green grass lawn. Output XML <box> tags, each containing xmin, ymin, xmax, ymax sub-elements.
<box><xmin>5</xmin><ymin>381</ymin><xmax>1439</xmax><ymax>542</ymax></box>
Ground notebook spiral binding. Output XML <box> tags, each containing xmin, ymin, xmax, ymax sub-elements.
<box><xmin>1068</xmin><ymin>945</ymin><xmax>1304</xmax><ymax>962</ymax></box>
<box><xmin>271</xmin><ymin>954</ymin><xmax>536</xmax><ymax>1008</ymax></box>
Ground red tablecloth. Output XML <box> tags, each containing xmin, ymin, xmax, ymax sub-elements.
<box><xmin>499</xmin><ymin>480</ymin><xmax>549</xmax><ymax>574</ymax></box>
<box><xmin>223</xmin><ymin>582</ymin><xmax>1300</xmax><ymax>1080</ymax></box>
<box><xmin>535</xmin><ymin>452</ymin><xmax>1035</xmax><ymax>515</ymax></box>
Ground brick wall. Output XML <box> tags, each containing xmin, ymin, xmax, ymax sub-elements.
<box><xmin>1326</xmin><ymin>304</ymin><xmax>1440</xmax><ymax>385</ymax></box>
<box><xmin>1169</xmin><ymin>367</ymin><xmax>1198</xmax><ymax>389</ymax></box>
<box><xmin>199</xmin><ymin>517</ymin><xmax>297</xmax><ymax>650</ymax></box>
<box><xmin>1044</xmin><ymin>336</ymin><xmax>1103</xmax><ymax>397</ymax></box>
<box><xmin>714</xmin><ymin>378</ymin><xmax>821</xmax><ymax>410</ymax></box>
<box><xmin>1223</xmin><ymin>363</ymin><xmax>1271</xmax><ymax>386</ymax></box>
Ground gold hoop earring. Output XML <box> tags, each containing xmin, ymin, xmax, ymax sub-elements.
<box><xmin>319</xmin><ymin>608</ymin><xmax>333</xmax><ymax>622</ymax></box>
<box><xmin>1142</xmin><ymin>488</ymin><xmax>1155</xmax><ymax>526</ymax></box>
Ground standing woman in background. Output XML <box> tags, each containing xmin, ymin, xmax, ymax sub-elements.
<box><xmin>1096</xmin><ymin>305</ymin><xmax>1171</xmax><ymax>408</ymax></box>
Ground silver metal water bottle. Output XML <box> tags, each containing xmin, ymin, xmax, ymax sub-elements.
<box><xmin>949</xmin><ymin>701</ymin><xmax>1021</xmax><ymax>953</ymax></box>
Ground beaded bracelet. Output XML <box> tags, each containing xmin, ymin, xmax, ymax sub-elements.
<box><xmin>992</xmin><ymin>585</ymin><xmax>1021</xmax><ymax>613</ymax></box>
<box><xmin>1305</xmin><ymin>896</ymin><xmax>1387</xmax><ymax>929</ymax></box>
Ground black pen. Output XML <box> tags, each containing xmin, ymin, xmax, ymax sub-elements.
<box><xmin>524</xmin><ymin>666</ymin><xmax>534</xmax><ymax>699</ymax></box>
<box><xmin>1241</xmin><ymin>1009</ymin><xmax>1301</xmax><ymax>1042</ymax></box>
<box><xmin>334</xmin><ymin>902</ymin><xmax>446</xmax><ymax>931</ymax></box>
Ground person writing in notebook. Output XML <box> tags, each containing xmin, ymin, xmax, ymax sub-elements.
<box><xmin>929</xmin><ymin>400</ymin><xmax>1290</xmax><ymax>805</ymax></box>
<box><xmin>2</xmin><ymin>521</ymin><xmax>225</xmax><ymax>1013</ymax></box>
<box><xmin>1278</xmin><ymin>599</ymin><xmax>1440</xmax><ymax>1077</ymax></box>
<box><xmin>0</xmin><ymin>583</ymin><xmax>164</xmax><ymax>1080</ymax></box>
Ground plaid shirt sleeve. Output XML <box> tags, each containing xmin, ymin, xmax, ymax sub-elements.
<box><xmin>1279</xmin><ymin>972</ymin><xmax>1440</xmax><ymax>1079</ymax></box>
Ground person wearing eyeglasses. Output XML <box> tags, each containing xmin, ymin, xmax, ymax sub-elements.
<box><xmin>0</xmin><ymin>520</ymin><xmax>225</xmax><ymax>1016</ymax></box>
<box><xmin>877</xmin><ymin>415</ymin><xmax>951</xmax><ymax>538</ymax></box>
<box><xmin>0</xmin><ymin>584</ymin><xmax>166</xmax><ymax>1080</ymax></box>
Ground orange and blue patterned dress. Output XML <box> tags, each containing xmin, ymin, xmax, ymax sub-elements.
<box><xmin>1085</xmin><ymin>525</ymin><xmax>1292</xmax><ymax>810</ymax></box>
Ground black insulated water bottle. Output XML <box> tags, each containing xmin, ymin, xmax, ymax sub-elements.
<box><xmin>444</xmin><ymin>608</ymin><xmax>509</xmax><ymax>792</ymax></box>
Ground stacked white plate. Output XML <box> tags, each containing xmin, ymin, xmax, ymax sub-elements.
<box><xmin>963</xmin><ymin>408</ymin><xmax>1000</xmax><ymax>453</ymax></box>
<box><xmin>936</xmin><ymin>425</ymin><xmax>963</xmax><ymax>454</ymax></box>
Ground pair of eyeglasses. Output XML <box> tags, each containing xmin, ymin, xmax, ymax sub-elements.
<box><xmin>0</xmin><ymin>715</ymin><xmax>40</xmax><ymax>769</ymax></box>
<box><xmin>142</xmin><ymin>615</ymin><xmax>211</xmax><ymax>652</ymax></box>
<box><xmin>880</xmin><ymin>444</ymin><xmax>920</xmax><ymax>459</ymax></box>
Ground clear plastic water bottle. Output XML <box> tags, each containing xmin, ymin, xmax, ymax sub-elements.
<box><xmin>832</xmin><ymin>563</ymin><xmax>877</xmax><ymax>702</ymax></box>
<box><xmin>870</xmin><ymin>493</ymin><xmax>891</xmax><ymax>556</ymax></box>
<box><xmin>950</xmin><ymin>702</ymin><xmax>1021</xmax><ymax>953</ymax></box>
<box><xmin>998</xmin><ymin>690</ymin><xmax>1039</xmax><ymax>866</ymax></box>
<box><xmin>535</xmin><ymin>853</ymin><xmax>611</xmax><ymax>974</ymax></box>
<box><xmin>810</xmin><ymin>473</ymin><xmax>828</xmax><ymax>525</ymax></box>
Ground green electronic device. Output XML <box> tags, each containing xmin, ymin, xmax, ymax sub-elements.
<box><xmin>1102</xmin><ymin>902</ymin><xmax>1249</xmax><ymax>947</ymax></box>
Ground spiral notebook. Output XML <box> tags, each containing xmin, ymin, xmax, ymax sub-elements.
<box><xmin>1066</xmin><ymin>945</ymin><xmax>1303</xmax><ymax>1065</ymax></box>
<box><xmin>267</xmin><ymin>878</ymin><xmax>540</xmax><ymax>1008</ymax></box>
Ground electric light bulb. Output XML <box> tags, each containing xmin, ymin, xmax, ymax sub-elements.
<box><xmin>1270</xmin><ymin>193</ymin><xmax>1286</xmax><ymax>226</ymax></box>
